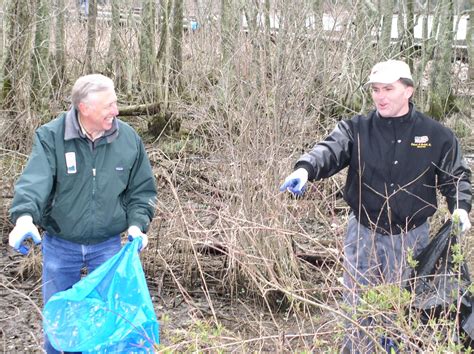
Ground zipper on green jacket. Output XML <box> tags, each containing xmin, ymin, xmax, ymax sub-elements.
<box><xmin>92</xmin><ymin>167</ymin><xmax>96</xmax><ymax>238</ymax></box>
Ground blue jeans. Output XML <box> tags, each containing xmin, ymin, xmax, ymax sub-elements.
<box><xmin>42</xmin><ymin>233</ymin><xmax>121</xmax><ymax>354</ymax></box>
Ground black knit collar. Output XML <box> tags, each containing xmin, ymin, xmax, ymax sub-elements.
<box><xmin>376</xmin><ymin>102</ymin><xmax>414</xmax><ymax>124</ymax></box>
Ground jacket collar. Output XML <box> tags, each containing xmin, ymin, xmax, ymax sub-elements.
<box><xmin>374</xmin><ymin>102</ymin><xmax>416</xmax><ymax>124</ymax></box>
<box><xmin>64</xmin><ymin>107</ymin><xmax>119</xmax><ymax>143</ymax></box>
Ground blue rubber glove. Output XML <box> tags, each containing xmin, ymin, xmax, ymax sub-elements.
<box><xmin>9</xmin><ymin>215</ymin><xmax>42</xmax><ymax>255</ymax></box>
<box><xmin>279</xmin><ymin>168</ymin><xmax>309</xmax><ymax>196</ymax></box>
<box><xmin>380</xmin><ymin>337</ymin><xmax>399</xmax><ymax>353</ymax></box>
<box><xmin>127</xmin><ymin>225</ymin><xmax>148</xmax><ymax>251</ymax></box>
<box><xmin>453</xmin><ymin>209</ymin><xmax>471</xmax><ymax>233</ymax></box>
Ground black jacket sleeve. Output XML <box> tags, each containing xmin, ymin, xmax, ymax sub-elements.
<box><xmin>437</xmin><ymin>134</ymin><xmax>472</xmax><ymax>213</ymax></box>
<box><xmin>294</xmin><ymin>120</ymin><xmax>354</xmax><ymax>181</ymax></box>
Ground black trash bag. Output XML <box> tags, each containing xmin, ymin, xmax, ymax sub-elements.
<box><xmin>406</xmin><ymin>220</ymin><xmax>474</xmax><ymax>348</ymax></box>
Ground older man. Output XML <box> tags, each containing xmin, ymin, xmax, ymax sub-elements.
<box><xmin>280</xmin><ymin>60</ymin><xmax>472</xmax><ymax>352</ymax></box>
<box><xmin>8</xmin><ymin>74</ymin><xmax>157</xmax><ymax>353</ymax></box>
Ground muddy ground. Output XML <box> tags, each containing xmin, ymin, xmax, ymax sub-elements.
<box><xmin>1</xmin><ymin>145</ymin><xmax>472</xmax><ymax>353</ymax></box>
<box><xmin>1</xmin><ymin>241</ymin><xmax>43</xmax><ymax>352</ymax></box>
<box><xmin>0</xmin><ymin>144</ymin><xmax>340</xmax><ymax>352</ymax></box>
<box><xmin>0</xmin><ymin>235</ymin><xmax>331</xmax><ymax>353</ymax></box>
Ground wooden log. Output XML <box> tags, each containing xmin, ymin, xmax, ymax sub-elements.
<box><xmin>195</xmin><ymin>240</ymin><xmax>340</xmax><ymax>268</ymax></box>
<box><xmin>51</xmin><ymin>102</ymin><xmax>163</xmax><ymax>118</ymax></box>
<box><xmin>295</xmin><ymin>251</ymin><xmax>339</xmax><ymax>266</ymax></box>
<box><xmin>196</xmin><ymin>241</ymin><xmax>227</xmax><ymax>256</ymax></box>
<box><xmin>118</xmin><ymin>102</ymin><xmax>162</xmax><ymax>116</ymax></box>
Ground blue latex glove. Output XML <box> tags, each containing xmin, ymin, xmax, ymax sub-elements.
<box><xmin>380</xmin><ymin>337</ymin><xmax>399</xmax><ymax>353</ymax></box>
<box><xmin>9</xmin><ymin>215</ymin><xmax>42</xmax><ymax>255</ymax></box>
<box><xmin>279</xmin><ymin>168</ymin><xmax>309</xmax><ymax>196</ymax></box>
<box><xmin>453</xmin><ymin>209</ymin><xmax>471</xmax><ymax>233</ymax></box>
<box><xmin>127</xmin><ymin>225</ymin><xmax>148</xmax><ymax>251</ymax></box>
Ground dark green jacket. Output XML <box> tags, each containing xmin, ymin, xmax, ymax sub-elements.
<box><xmin>9</xmin><ymin>108</ymin><xmax>157</xmax><ymax>244</ymax></box>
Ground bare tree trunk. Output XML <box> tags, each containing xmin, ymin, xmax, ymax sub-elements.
<box><xmin>157</xmin><ymin>0</ymin><xmax>171</xmax><ymax>65</ymax></box>
<box><xmin>415</xmin><ymin>5</ymin><xmax>428</xmax><ymax>105</ymax></box>
<box><xmin>53</xmin><ymin>0</ymin><xmax>66</xmax><ymax>91</ymax></box>
<box><xmin>468</xmin><ymin>0</ymin><xmax>474</xmax><ymax>81</ymax></box>
<box><xmin>379</xmin><ymin>0</ymin><xmax>394</xmax><ymax>55</ymax></box>
<box><xmin>106</xmin><ymin>0</ymin><xmax>125</xmax><ymax>90</ymax></box>
<box><xmin>142</xmin><ymin>0</ymin><xmax>172</xmax><ymax>137</ymax></box>
<box><xmin>85</xmin><ymin>0</ymin><xmax>97</xmax><ymax>73</ymax></box>
<box><xmin>264</xmin><ymin>0</ymin><xmax>271</xmax><ymax>29</ymax></box>
<box><xmin>243</xmin><ymin>0</ymin><xmax>272</xmax><ymax>90</ymax></box>
<box><xmin>139</xmin><ymin>0</ymin><xmax>157</xmax><ymax>97</ymax></box>
<box><xmin>263</xmin><ymin>0</ymin><xmax>273</xmax><ymax>76</ymax></box>
<box><xmin>0</xmin><ymin>2</ymin><xmax>4</xmax><ymax>81</ymax></box>
<box><xmin>242</xmin><ymin>0</ymin><xmax>257</xmax><ymax>33</ymax></box>
<box><xmin>428</xmin><ymin>0</ymin><xmax>455</xmax><ymax>119</ymax></box>
<box><xmin>220</xmin><ymin>0</ymin><xmax>239</xmax><ymax>72</ymax></box>
<box><xmin>156</xmin><ymin>0</ymin><xmax>172</xmax><ymax>105</ymax></box>
<box><xmin>405</xmin><ymin>0</ymin><xmax>416</xmax><ymax>67</ymax></box>
<box><xmin>1</xmin><ymin>0</ymin><xmax>37</xmax><ymax>153</ymax></box>
<box><xmin>2</xmin><ymin>0</ymin><xmax>34</xmax><ymax>111</ymax></box>
<box><xmin>396</xmin><ymin>2</ymin><xmax>406</xmax><ymax>53</ymax></box>
<box><xmin>32</xmin><ymin>0</ymin><xmax>51</xmax><ymax>110</ymax></box>
<box><xmin>416</xmin><ymin>0</ymin><xmax>440</xmax><ymax>107</ymax></box>
<box><xmin>124</xmin><ymin>2</ymin><xmax>135</xmax><ymax>99</ymax></box>
<box><xmin>338</xmin><ymin>0</ymin><xmax>377</xmax><ymax>112</ymax></box>
<box><xmin>171</xmin><ymin>0</ymin><xmax>184</xmax><ymax>93</ymax></box>
<box><xmin>311</xmin><ymin>0</ymin><xmax>322</xmax><ymax>31</ymax></box>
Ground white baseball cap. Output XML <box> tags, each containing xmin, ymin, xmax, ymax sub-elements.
<box><xmin>366</xmin><ymin>60</ymin><xmax>413</xmax><ymax>85</ymax></box>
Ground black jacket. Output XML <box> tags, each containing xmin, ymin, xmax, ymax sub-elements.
<box><xmin>295</xmin><ymin>104</ymin><xmax>472</xmax><ymax>235</ymax></box>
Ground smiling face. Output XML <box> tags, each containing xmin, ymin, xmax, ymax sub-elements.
<box><xmin>78</xmin><ymin>88</ymin><xmax>119</xmax><ymax>133</ymax></box>
<box><xmin>370</xmin><ymin>80</ymin><xmax>414</xmax><ymax>118</ymax></box>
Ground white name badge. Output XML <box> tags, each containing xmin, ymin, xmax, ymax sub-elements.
<box><xmin>65</xmin><ymin>152</ymin><xmax>77</xmax><ymax>174</ymax></box>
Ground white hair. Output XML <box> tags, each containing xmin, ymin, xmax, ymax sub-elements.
<box><xmin>71</xmin><ymin>74</ymin><xmax>115</xmax><ymax>109</ymax></box>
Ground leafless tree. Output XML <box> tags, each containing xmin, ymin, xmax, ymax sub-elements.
<box><xmin>85</xmin><ymin>0</ymin><xmax>97</xmax><ymax>73</ymax></box>
<box><xmin>52</xmin><ymin>0</ymin><xmax>66</xmax><ymax>92</ymax></box>
<box><xmin>2</xmin><ymin>0</ymin><xmax>34</xmax><ymax>111</ymax></box>
<box><xmin>31</xmin><ymin>0</ymin><xmax>51</xmax><ymax>110</ymax></box>
<box><xmin>468</xmin><ymin>0</ymin><xmax>473</xmax><ymax>80</ymax></box>
<box><xmin>106</xmin><ymin>0</ymin><xmax>126</xmax><ymax>91</ymax></box>
<box><xmin>171</xmin><ymin>0</ymin><xmax>184</xmax><ymax>92</ymax></box>
<box><xmin>427</xmin><ymin>0</ymin><xmax>456</xmax><ymax>118</ymax></box>
<box><xmin>379</xmin><ymin>0</ymin><xmax>395</xmax><ymax>54</ymax></box>
<box><xmin>220</xmin><ymin>0</ymin><xmax>239</xmax><ymax>72</ymax></box>
<box><xmin>139</xmin><ymin>0</ymin><xmax>157</xmax><ymax>99</ymax></box>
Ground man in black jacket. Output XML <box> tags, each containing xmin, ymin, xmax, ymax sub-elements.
<box><xmin>280</xmin><ymin>60</ymin><xmax>472</xmax><ymax>352</ymax></box>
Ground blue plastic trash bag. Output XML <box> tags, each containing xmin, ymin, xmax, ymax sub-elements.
<box><xmin>43</xmin><ymin>238</ymin><xmax>159</xmax><ymax>353</ymax></box>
